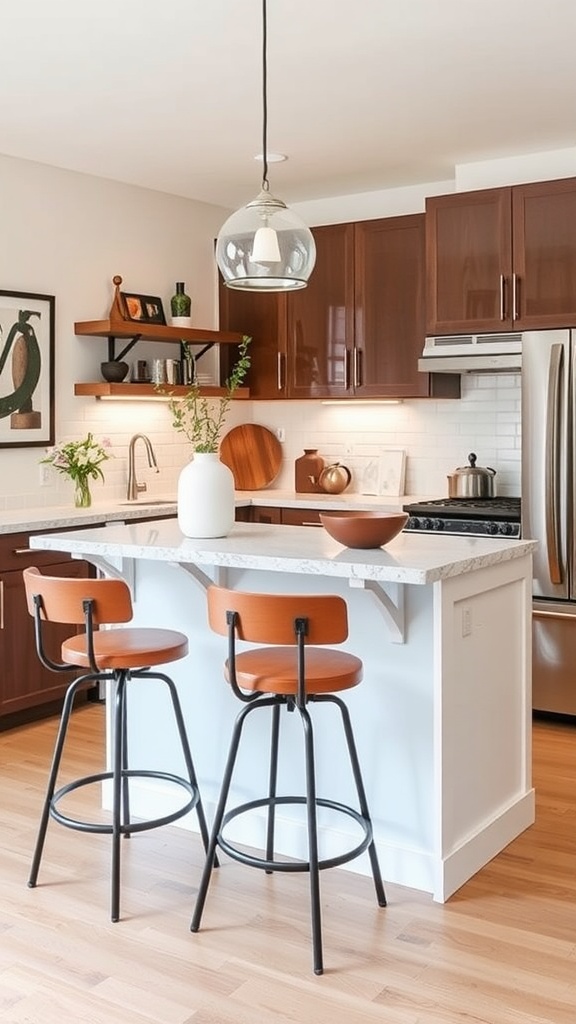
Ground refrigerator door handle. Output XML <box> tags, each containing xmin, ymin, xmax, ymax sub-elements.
<box><xmin>545</xmin><ymin>344</ymin><xmax>563</xmax><ymax>584</ymax></box>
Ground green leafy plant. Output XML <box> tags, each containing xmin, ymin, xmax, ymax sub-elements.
<box><xmin>168</xmin><ymin>335</ymin><xmax>251</xmax><ymax>453</ymax></box>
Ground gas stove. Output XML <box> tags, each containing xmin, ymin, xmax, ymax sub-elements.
<box><xmin>402</xmin><ymin>497</ymin><xmax>521</xmax><ymax>537</ymax></box>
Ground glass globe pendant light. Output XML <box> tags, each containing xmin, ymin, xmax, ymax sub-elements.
<box><xmin>216</xmin><ymin>0</ymin><xmax>316</xmax><ymax>292</ymax></box>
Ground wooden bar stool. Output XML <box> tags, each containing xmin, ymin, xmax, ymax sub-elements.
<box><xmin>190</xmin><ymin>586</ymin><xmax>386</xmax><ymax>975</ymax></box>
<box><xmin>23</xmin><ymin>565</ymin><xmax>212</xmax><ymax>922</ymax></box>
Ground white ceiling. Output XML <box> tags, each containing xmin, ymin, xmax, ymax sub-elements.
<box><xmin>2</xmin><ymin>0</ymin><xmax>575</xmax><ymax>212</ymax></box>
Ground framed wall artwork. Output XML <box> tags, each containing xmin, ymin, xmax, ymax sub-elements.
<box><xmin>0</xmin><ymin>289</ymin><xmax>55</xmax><ymax>448</ymax></box>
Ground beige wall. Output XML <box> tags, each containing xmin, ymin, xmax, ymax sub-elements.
<box><xmin>0</xmin><ymin>153</ymin><xmax>229</xmax><ymax>508</ymax></box>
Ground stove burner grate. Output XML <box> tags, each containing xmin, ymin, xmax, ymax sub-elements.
<box><xmin>403</xmin><ymin>497</ymin><xmax>520</xmax><ymax>520</ymax></box>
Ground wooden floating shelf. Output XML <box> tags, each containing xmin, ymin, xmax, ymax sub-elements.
<box><xmin>74</xmin><ymin>319</ymin><xmax>244</xmax><ymax>345</ymax></box>
<box><xmin>74</xmin><ymin>383</ymin><xmax>250</xmax><ymax>399</ymax></box>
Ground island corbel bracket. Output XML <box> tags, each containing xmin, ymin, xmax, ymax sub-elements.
<box><xmin>74</xmin><ymin>553</ymin><xmax>135</xmax><ymax>594</ymax></box>
<box><xmin>107</xmin><ymin>334</ymin><xmax>142</xmax><ymax>363</ymax></box>
<box><xmin>347</xmin><ymin>578</ymin><xmax>405</xmax><ymax>643</ymax></box>
<box><xmin>174</xmin><ymin>562</ymin><xmax>229</xmax><ymax>592</ymax></box>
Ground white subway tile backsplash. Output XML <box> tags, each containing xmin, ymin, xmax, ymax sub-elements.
<box><xmin>6</xmin><ymin>372</ymin><xmax>521</xmax><ymax>509</ymax></box>
<box><xmin>250</xmin><ymin>372</ymin><xmax>521</xmax><ymax>498</ymax></box>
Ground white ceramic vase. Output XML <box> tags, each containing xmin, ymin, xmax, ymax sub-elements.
<box><xmin>177</xmin><ymin>452</ymin><xmax>235</xmax><ymax>538</ymax></box>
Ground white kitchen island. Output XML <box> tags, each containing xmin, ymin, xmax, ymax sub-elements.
<box><xmin>31</xmin><ymin>519</ymin><xmax>537</xmax><ymax>902</ymax></box>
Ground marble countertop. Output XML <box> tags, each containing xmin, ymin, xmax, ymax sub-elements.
<box><xmin>30</xmin><ymin>518</ymin><xmax>537</xmax><ymax>586</ymax></box>
<box><xmin>0</xmin><ymin>491</ymin><xmax>416</xmax><ymax>535</ymax></box>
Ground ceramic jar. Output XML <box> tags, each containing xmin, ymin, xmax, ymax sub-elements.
<box><xmin>295</xmin><ymin>449</ymin><xmax>325</xmax><ymax>493</ymax></box>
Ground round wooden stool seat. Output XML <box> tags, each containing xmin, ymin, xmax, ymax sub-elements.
<box><xmin>226</xmin><ymin>646</ymin><xmax>363</xmax><ymax>694</ymax></box>
<box><xmin>62</xmin><ymin>628</ymin><xmax>189</xmax><ymax>670</ymax></box>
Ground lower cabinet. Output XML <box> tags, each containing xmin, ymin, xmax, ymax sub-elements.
<box><xmin>234</xmin><ymin>505</ymin><xmax>253</xmax><ymax>523</ymax></box>
<box><xmin>279</xmin><ymin>508</ymin><xmax>322</xmax><ymax>527</ymax></box>
<box><xmin>242</xmin><ymin>506</ymin><xmax>323</xmax><ymax>527</ymax></box>
<box><xmin>0</xmin><ymin>532</ymin><xmax>92</xmax><ymax>724</ymax></box>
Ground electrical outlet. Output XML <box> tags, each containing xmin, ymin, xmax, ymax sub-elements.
<box><xmin>461</xmin><ymin>606</ymin><xmax>472</xmax><ymax>637</ymax></box>
<box><xmin>276</xmin><ymin>427</ymin><xmax>285</xmax><ymax>442</ymax></box>
<box><xmin>39</xmin><ymin>464</ymin><xmax>51</xmax><ymax>486</ymax></box>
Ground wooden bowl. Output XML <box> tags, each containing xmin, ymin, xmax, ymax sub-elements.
<box><xmin>319</xmin><ymin>511</ymin><xmax>409</xmax><ymax>548</ymax></box>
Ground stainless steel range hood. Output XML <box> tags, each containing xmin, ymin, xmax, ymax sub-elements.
<box><xmin>419</xmin><ymin>333</ymin><xmax>522</xmax><ymax>373</ymax></box>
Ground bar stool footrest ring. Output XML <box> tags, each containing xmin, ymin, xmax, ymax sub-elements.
<box><xmin>50</xmin><ymin>770</ymin><xmax>198</xmax><ymax>835</ymax></box>
<box><xmin>218</xmin><ymin>795</ymin><xmax>374</xmax><ymax>872</ymax></box>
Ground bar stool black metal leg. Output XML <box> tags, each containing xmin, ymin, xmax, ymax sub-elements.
<box><xmin>111</xmin><ymin>672</ymin><xmax>127</xmax><ymax>922</ymax></box>
<box><xmin>190</xmin><ymin>702</ymin><xmax>252</xmax><ymax>932</ymax></box>
<box><xmin>118</xmin><ymin>674</ymin><xmax>132</xmax><ymax>838</ymax></box>
<box><xmin>265</xmin><ymin>701</ymin><xmax>281</xmax><ymax>872</ymax></box>
<box><xmin>28</xmin><ymin>677</ymin><xmax>84</xmax><ymax>888</ymax></box>
<box><xmin>326</xmin><ymin>694</ymin><xmax>387</xmax><ymax>907</ymax></box>
<box><xmin>299</xmin><ymin>704</ymin><xmax>323</xmax><ymax>976</ymax></box>
<box><xmin>159</xmin><ymin>670</ymin><xmax>214</xmax><ymax>860</ymax></box>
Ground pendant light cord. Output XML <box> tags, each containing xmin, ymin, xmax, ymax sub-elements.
<box><xmin>261</xmin><ymin>0</ymin><xmax>269</xmax><ymax>191</ymax></box>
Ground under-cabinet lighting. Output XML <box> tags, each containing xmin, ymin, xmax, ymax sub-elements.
<box><xmin>321</xmin><ymin>399</ymin><xmax>403</xmax><ymax>406</ymax></box>
<box><xmin>97</xmin><ymin>394</ymin><xmax>173</xmax><ymax>402</ymax></box>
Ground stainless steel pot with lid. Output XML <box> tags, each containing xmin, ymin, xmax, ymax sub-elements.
<box><xmin>447</xmin><ymin>453</ymin><xmax>496</xmax><ymax>499</ymax></box>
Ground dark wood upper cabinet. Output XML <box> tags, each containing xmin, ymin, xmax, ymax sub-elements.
<box><xmin>287</xmin><ymin>223</ymin><xmax>354</xmax><ymax>399</ymax></box>
<box><xmin>513</xmin><ymin>178</ymin><xmax>576</xmax><ymax>329</ymax></box>
<box><xmin>218</xmin><ymin>281</ymin><xmax>287</xmax><ymax>399</ymax></box>
<box><xmin>354</xmin><ymin>215</ymin><xmax>457</xmax><ymax>398</ymax></box>
<box><xmin>426</xmin><ymin>176</ymin><xmax>576</xmax><ymax>335</ymax></box>
<box><xmin>220</xmin><ymin>215</ymin><xmax>458</xmax><ymax>400</ymax></box>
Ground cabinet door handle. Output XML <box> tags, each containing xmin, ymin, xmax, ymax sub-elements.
<box><xmin>301</xmin><ymin>521</ymin><xmax>323</xmax><ymax>527</ymax></box>
<box><xmin>277</xmin><ymin>352</ymin><xmax>285</xmax><ymax>391</ymax></box>
<box><xmin>499</xmin><ymin>275</ymin><xmax>506</xmax><ymax>320</ymax></box>
<box><xmin>512</xmin><ymin>273</ymin><xmax>519</xmax><ymax>321</ymax></box>
<box><xmin>13</xmin><ymin>547</ymin><xmax>35</xmax><ymax>555</ymax></box>
<box><xmin>0</xmin><ymin>580</ymin><xmax>3</xmax><ymax>630</ymax></box>
<box><xmin>354</xmin><ymin>347</ymin><xmax>363</xmax><ymax>388</ymax></box>
<box><xmin>344</xmin><ymin>348</ymin><xmax>351</xmax><ymax>390</ymax></box>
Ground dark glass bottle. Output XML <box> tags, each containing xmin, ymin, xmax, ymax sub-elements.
<box><xmin>170</xmin><ymin>282</ymin><xmax>191</xmax><ymax>319</ymax></box>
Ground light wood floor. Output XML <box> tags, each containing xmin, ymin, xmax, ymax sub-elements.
<box><xmin>0</xmin><ymin>704</ymin><xmax>574</xmax><ymax>1023</ymax></box>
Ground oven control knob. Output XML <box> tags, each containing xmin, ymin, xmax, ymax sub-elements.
<box><xmin>431</xmin><ymin>518</ymin><xmax>444</xmax><ymax>531</ymax></box>
<box><xmin>487</xmin><ymin>522</ymin><xmax>499</xmax><ymax>535</ymax></box>
<box><xmin>422</xmin><ymin>518</ymin><xmax>433</xmax><ymax>530</ymax></box>
<box><xmin>499</xmin><ymin>522</ymin><xmax>513</xmax><ymax>535</ymax></box>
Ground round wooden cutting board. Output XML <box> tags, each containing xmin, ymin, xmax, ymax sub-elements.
<box><xmin>220</xmin><ymin>424</ymin><xmax>282</xmax><ymax>490</ymax></box>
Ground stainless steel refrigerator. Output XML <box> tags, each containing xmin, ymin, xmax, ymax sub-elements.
<box><xmin>522</xmin><ymin>328</ymin><xmax>576</xmax><ymax>714</ymax></box>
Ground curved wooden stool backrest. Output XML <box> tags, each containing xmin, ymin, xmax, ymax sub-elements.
<box><xmin>207</xmin><ymin>586</ymin><xmax>349</xmax><ymax>645</ymax></box>
<box><xmin>23</xmin><ymin>566</ymin><xmax>133</xmax><ymax>626</ymax></box>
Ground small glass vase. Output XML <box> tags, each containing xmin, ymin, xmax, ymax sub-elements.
<box><xmin>74</xmin><ymin>477</ymin><xmax>92</xmax><ymax>509</ymax></box>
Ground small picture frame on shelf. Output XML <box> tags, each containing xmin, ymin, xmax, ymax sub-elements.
<box><xmin>121</xmin><ymin>292</ymin><xmax>166</xmax><ymax>325</ymax></box>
